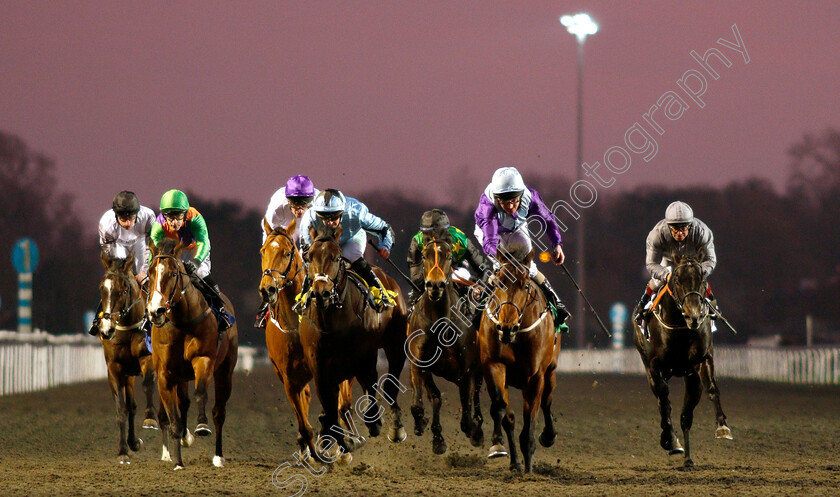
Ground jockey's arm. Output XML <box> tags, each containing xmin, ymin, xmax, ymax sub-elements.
<box><xmin>189</xmin><ymin>213</ymin><xmax>211</xmax><ymax>262</ymax></box>
<box><xmin>407</xmin><ymin>234</ymin><xmax>425</xmax><ymax>290</ymax></box>
<box><xmin>474</xmin><ymin>194</ymin><xmax>499</xmax><ymax>257</ymax></box>
<box><xmin>645</xmin><ymin>228</ymin><xmax>670</xmax><ymax>281</ymax></box>
<box><xmin>356</xmin><ymin>202</ymin><xmax>394</xmax><ymax>252</ymax></box>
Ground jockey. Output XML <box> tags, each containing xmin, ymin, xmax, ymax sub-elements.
<box><xmin>474</xmin><ymin>166</ymin><xmax>570</xmax><ymax>325</ymax></box>
<box><xmin>255</xmin><ymin>175</ymin><xmax>319</xmax><ymax>328</ymax></box>
<box><xmin>150</xmin><ymin>189</ymin><xmax>234</xmax><ymax>330</ymax></box>
<box><xmin>89</xmin><ymin>191</ymin><xmax>155</xmax><ymax>336</ymax></box>
<box><xmin>406</xmin><ymin>209</ymin><xmax>491</xmax><ymax>305</ymax></box>
<box><xmin>262</xmin><ymin>174</ymin><xmax>319</xmax><ymax>244</ymax></box>
<box><xmin>297</xmin><ymin>189</ymin><xmax>396</xmax><ymax>312</ymax></box>
<box><xmin>633</xmin><ymin>201</ymin><xmax>718</xmax><ymax>323</ymax></box>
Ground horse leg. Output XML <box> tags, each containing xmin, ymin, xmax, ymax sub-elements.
<box><xmin>484</xmin><ymin>363</ymin><xmax>511</xmax><ymax>461</ymax></box>
<box><xmin>177</xmin><ymin>381</ymin><xmax>193</xmax><ymax>451</ymax></box>
<box><xmin>107</xmin><ymin>367</ymin><xmax>130</xmax><ymax>464</ymax></box>
<box><xmin>211</xmin><ymin>354</ymin><xmax>235</xmax><ymax>467</ymax></box>
<box><xmin>409</xmin><ymin>363</ymin><xmax>428</xmax><ymax>436</ymax></box>
<box><xmin>126</xmin><ymin>375</ymin><xmax>142</xmax><ymax>452</ymax></box>
<box><xmin>520</xmin><ymin>373</ymin><xmax>544</xmax><ymax>474</ymax></box>
<box><xmin>425</xmin><ymin>375</ymin><xmax>447</xmax><ymax>454</ymax></box>
<box><xmin>382</xmin><ymin>331</ymin><xmax>407</xmax><ymax>444</ymax></box>
<box><xmin>470</xmin><ymin>369</ymin><xmax>484</xmax><ymax>447</ymax></box>
<box><xmin>314</xmin><ymin>376</ymin><xmax>345</xmax><ymax>462</ymax></box>
<box><xmin>157</xmin><ymin>402</ymin><xmax>172</xmax><ymax>463</ymax></box>
<box><xmin>157</xmin><ymin>376</ymin><xmax>185</xmax><ymax>469</ymax></box>
<box><xmin>538</xmin><ymin>366</ymin><xmax>557</xmax><ymax>448</ymax></box>
<box><xmin>140</xmin><ymin>356</ymin><xmax>158</xmax><ymax>430</ymax></box>
<box><xmin>680</xmin><ymin>373</ymin><xmax>703</xmax><ymax>468</ymax></box>
<box><xmin>192</xmin><ymin>356</ymin><xmax>214</xmax><ymax>436</ymax></box>
<box><xmin>356</xmin><ymin>364</ymin><xmax>384</xmax><ymax>440</ymax></box>
<box><xmin>699</xmin><ymin>357</ymin><xmax>733</xmax><ymax>440</ymax></box>
<box><xmin>646</xmin><ymin>365</ymin><xmax>682</xmax><ymax>455</ymax></box>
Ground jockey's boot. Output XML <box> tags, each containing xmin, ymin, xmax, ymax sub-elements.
<box><xmin>88</xmin><ymin>301</ymin><xmax>103</xmax><ymax>336</ymax></box>
<box><xmin>708</xmin><ymin>292</ymin><xmax>719</xmax><ymax>320</ymax></box>
<box><xmin>536</xmin><ymin>278</ymin><xmax>570</xmax><ymax>325</ymax></box>
<box><xmin>254</xmin><ymin>301</ymin><xmax>269</xmax><ymax>329</ymax></box>
<box><xmin>202</xmin><ymin>275</ymin><xmax>234</xmax><ymax>331</ymax></box>
<box><xmin>351</xmin><ymin>258</ymin><xmax>394</xmax><ymax>312</ymax></box>
<box><xmin>634</xmin><ymin>289</ymin><xmax>652</xmax><ymax>325</ymax></box>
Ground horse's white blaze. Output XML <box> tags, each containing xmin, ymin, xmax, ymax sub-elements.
<box><xmin>148</xmin><ymin>262</ymin><xmax>167</xmax><ymax>312</ymax></box>
<box><xmin>101</xmin><ymin>279</ymin><xmax>113</xmax><ymax>331</ymax></box>
<box><xmin>270</xmin><ymin>241</ymin><xmax>280</xmax><ymax>250</ymax></box>
<box><xmin>161</xmin><ymin>445</ymin><xmax>171</xmax><ymax>461</ymax></box>
<box><xmin>212</xmin><ymin>455</ymin><xmax>225</xmax><ymax>467</ymax></box>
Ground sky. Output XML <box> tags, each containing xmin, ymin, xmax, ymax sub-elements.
<box><xmin>3</xmin><ymin>1</ymin><xmax>840</xmax><ymax>226</ymax></box>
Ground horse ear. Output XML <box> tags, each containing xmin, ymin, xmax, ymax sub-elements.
<box><xmin>262</xmin><ymin>218</ymin><xmax>272</xmax><ymax>236</ymax></box>
<box><xmin>174</xmin><ymin>241</ymin><xmax>183</xmax><ymax>257</ymax></box>
<box><xmin>334</xmin><ymin>226</ymin><xmax>342</xmax><ymax>241</ymax></box>
<box><xmin>524</xmin><ymin>249</ymin><xmax>534</xmax><ymax>266</ymax></box>
<box><xmin>285</xmin><ymin>218</ymin><xmax>296</xmax><ymax>237</ymax></box>
<box><xmin>150</xmin><ymin>241</ymin><xmax>158</xmax><ymax>257</ymax></box>
<box><xmin>101</xmin><ymin>251</ymin><xmax>110</xmax><ymax>269</ymax></box>
<box><xmin>309</xmin><ymin>225</ymin><xmax>318</xmax><ymax>242</ymax></box>
<box><xmin>123</xmin><ymin>254</ymin><xmax>135</xmax><ymax>273</ymax></box>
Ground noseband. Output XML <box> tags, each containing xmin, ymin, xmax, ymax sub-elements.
<box><xmin>654</xmin><ymin>261</ymin><xmax>711</xmax><ymax>329</ymax></box>
<box><xmin>262</xmin><ymin>231</ymin><xmax>304</xmax><ymax>290</ymax></box>
<box><xmin>485</xmin><ymin>280</ymin><xmax>548</xmax><ymax>335</ymax></box>
<box><xmin>149</xmin><ymin>254</ymin><xmax>188</xmax><ymax>314</ymax></box>
<box><xmin>310</xmin><ymin>251</ymin><xmax>347</xmax><ymax>309</ymax></box>
<box><xmin>100</xmin><ymin>270</ymin><xmax>144</xmax><ymax>331</ymax></box>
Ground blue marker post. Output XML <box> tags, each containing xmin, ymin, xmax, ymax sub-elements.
<box><xmin>609</xmin><ymin>303</ymin><xmax>627</xmax><ymax>373</ymax></box>
<box><xmin>12</xmin><ymin>238</ymin><xmax>39</xmax><ymax>334</ymax></box>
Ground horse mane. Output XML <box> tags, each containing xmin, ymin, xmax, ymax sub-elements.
<box><xmin>313</xmin><ymin>224</ymin><xmax>341</xmax><ymax>243</ymax></box>
<box><xmin>157</xmin><ymin>237</ymin><xmax>179</xmax><ymax>255</ymax></box>
<box><xmin>101</xmin><ymin>251</ymin><xmax>135</xmax><ymax>275</ymax></box>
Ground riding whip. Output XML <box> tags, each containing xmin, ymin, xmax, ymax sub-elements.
<box><xmin>367</xmin><ymin>239</ymin><xmax>422</xmax><ymax>293</ymax></box>
<box><xmin>559</xmin><ymin>263</ymin><xmax>612</xmax><ymax>338</ymax></box>
<box><xmin>705</xmin><ymin>297</ymin><xmax>739</xmax><ymax>334</ymax></box>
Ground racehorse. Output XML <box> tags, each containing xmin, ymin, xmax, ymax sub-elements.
<box><xmin>96</xmin><ymin>253</ymin><xmax>157</xmax><ymax>464</ymax></box>
<box><xmin>258</xmin><ymin>224</ymin><xmax>355</xmax><ymax>463</ymax></box>
<box><xmin>479</xmin><ymin>248</ymin><xmax>558</xmax><ymax>474</ymax></box>
<box><xmin>147</xmin><ymin>238</ymin><xmax>239</xmax><ymax>470</ymax></box>
<box><xmin>407</xmin><ymin>237</ymin><xmax>483</xmax><ymax>454</ymax></box>
<box><xmin>298</xmin><ymin>225</ymin><xmax>408</xmax><ymax>463</ymax></box>
<box><xmin>633</xmin><ymin>253</ymin><xmax>733</xmax><ymax>467</ymax></box>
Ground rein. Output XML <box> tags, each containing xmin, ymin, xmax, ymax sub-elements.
<box><xmin>150</xmin><ymin>254</ymin><xmax>211</xmax><ymax>328</ymax></box>
<box><xmin>650</xmin><ymin>262</ymin><xmax>711</xmax><ymax>330</ymax></box>
<box><xmin>486</xmin><ymin>282</ymin><xmax>547</xmax><ymax>334</ymax></box>
<box><xmin>101</xmin><ymin>270</ymin><xmax>145</xmax><ymax>331</ymax></box>
<box><xmin>262</xmin><ymin>231</ymin><xmax>304</xmax><ymax>291</ymax></box>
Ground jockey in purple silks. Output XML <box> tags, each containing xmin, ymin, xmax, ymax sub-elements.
<box><xmin>474</xmin><ymin>166</ymin><xmax>570</xmax><ymax>325</ymax></box>
<box><xmin>255</xmin><ymin>175</ymin><xmax>320</xmax><ymax>327</ymax></box>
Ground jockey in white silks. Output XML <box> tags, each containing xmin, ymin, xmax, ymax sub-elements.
<box><xmin>262</xmin><ymin>174</ymin><xmax>320</xmax><ymax>245</ymax></box>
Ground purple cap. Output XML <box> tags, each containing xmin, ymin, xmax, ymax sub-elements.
<box><xmin>285</xmin><ymin>175</ymin><xmax>315</xmax><ymax>197</ymax></box>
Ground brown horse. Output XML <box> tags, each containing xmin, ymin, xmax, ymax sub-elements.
<box><xmin>258</xmin><ymin>224</ymin><xmax>354</xmax><ymax>462</ymax></box>
<box><xmin>96</xmin><ymin>253</ymin><xmax>157</xmax><ymax>464</ymax></box>
<box><xmin>147</xmin><ymin>238</ymin><xmax>239</xmax><ymax>470</ymax></box>
<box><xmin>407</xmin><ymin>238</ymin><xmax>483</xmax><ymax>454</ymax></box>
<box><xmin>633</xmin><ymin>254</ymin><xmax>732</xmax><ymax>467</ymax></box>
<box><xmin>298</xmin><ymin>225</ymin><xmax>408</xmax><ymax>463</ymax></box>
<box><xmin>479</xmin><ymin>248</ymin><xmax>558</xmax><ymax>474</ymax></box>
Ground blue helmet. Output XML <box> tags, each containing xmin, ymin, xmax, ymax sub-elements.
<box><xmin>312</xmin><ymin>189</ymin><xmax>346</xmax><ymax>214</ymax></box>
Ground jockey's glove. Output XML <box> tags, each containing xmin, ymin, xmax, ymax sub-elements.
<box><xmin>183</xmin><ymin>259</ymin><xmax>200</xmax><ymax>275</ymax></box>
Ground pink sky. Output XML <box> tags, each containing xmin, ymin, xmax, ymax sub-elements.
<box><xmin>3</xmin><ymin>1</ymin><xmax>840</xmax><ymax>225</ymax></box>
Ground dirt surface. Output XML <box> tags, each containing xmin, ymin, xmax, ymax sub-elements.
<box><xmin>1</xmin><ymin>365</ymin><xmax>839</xmax><ymax>496</ymax></box>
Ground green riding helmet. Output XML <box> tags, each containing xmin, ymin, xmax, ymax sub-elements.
<box><xmin>160</xmin><ymin>189</ymin><xmax>190</xmax><ymax>214</ymax></box>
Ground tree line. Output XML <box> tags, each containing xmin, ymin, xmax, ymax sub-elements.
<box><xmin>2</xmin><ymin>129</ymin><xmax>838</xmax><ymax>347</ymax></box>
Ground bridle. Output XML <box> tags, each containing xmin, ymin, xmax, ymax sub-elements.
<box><xmin>485</xmin><ymin>272</ymin><xmax>548</xmax><ymax>336</ymax></box>
<box><xmin>149</xmin><ymin>254</ymin><xmax>212</xmax><ymax>327</ymax></box>
<box><xmin>262</xmin><ymin>231</ymin><xmax>304</xmax><ymax>291</ymax></box>
<box><xmin>653</xmin><ymin>260</ymin><xmax>711</xmax><ymax>329</ymax></box>
<box><xmin>309</xmin><ymin>240</ymin><xmax>348</xmax><ymax>310</ymax></box>
<box><xmin>424</xmin><ymin>240</ymin><xmax>451</xmax><ymax>282</ymax></box>
<box><xmin>100</xmin><ymin>270</ymin><xmax>145</xmax><ymax>332</ymax></box>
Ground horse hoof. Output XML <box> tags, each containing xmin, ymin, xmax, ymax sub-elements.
<box><xmin>337</xmin><ymin>452</ymin><xmax>353</xmax><ymax>465</ymax></box>
<box><xmin>129</xmin><ymin>437</ymin><xmax>144</xmax><ymax>452</ymax></box>
<box><xmin>142</xmin><ymin>418</ymin><xmax>159</xmax><ymax>430</ymax></box>
<box><xmin>539</xmin><ymin>430</ymin><xmax>556</xmax><ymax>448</ymax></box>
<box><xmin>173</xmin><ymin>464</ymin><xmax>185</xmax><ymax>471</ymax></box>
<box><xmin>715</xmin><ymin>426</ymin><xmax>733</xmax><ymax>440</ymax></box>
<box><xmin>432</xmin><ymin>438</ymin><xmax>447</xmax><ymax>455</ymax></box>
<box><xmin>345</xmin><ymin>436</ymin><xmax>366</xmax><ymax>452</ymax></box>
<box><xmin>213</xmin><ymin>455</ymin><xmax>225</xmax><ymax>468</ymax></box>
<box><xmin>470</xmin><ymin>429</ymin><xmax>484</xmax><ymax>448</ymax></box>
<box><xmin>195</xmin><ymin>424</ymin><xmax>212</xmax><ymax>437</ymax></box>
<box><xmin>683</xmin><ymin>458</ymin><xmax>695</xmax><ymax>468</ymax></box>
<box><xmin>367</xmin><ymin>423</ymin><xmax>382</xmax><ymax>438</ymax></box>
<box><xmin>118</xmin><ymin>455</ymin><xmax>130</xmax><ymax>465</ymax></box>
<box><xmin>181</xmin><ymin>429</ymin><xmax>194</xmax><ymax>448</ymax></box>
<box><xmin>161</xmin><ymin>445</ymin><xmax>171</xmax><ymax>462</ymax></box>
<box><xmin>488</xmin><ymin>443</ymin><xmax>508</xmax><ymax>459</ymax></box>
<box><xmin>668</xmin><ymin>448</ymin><xmax>685</xmax><ymax>456</ymax></box>
<box><xmin>388</xmin><ymin>427</ymin><xmax>407</xmax><ymax>443</ymax></box>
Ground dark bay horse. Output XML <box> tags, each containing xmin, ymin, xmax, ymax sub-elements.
<box><xmin>479</xmin><ymin>248</ymin><xmax>558</xmax><ymax>474</ymax></box>
<box><xmin>96</xmin><ymin>253</ymin><xmax>157</xmax><ymax>464</ymax></box>
<box><xmin>298</xmin><ymin>225</ymin><xmax>408</xmax><ymax>463</ymax></box>
<box><xmin>258</xmin><ymin>224</ymin><xmax>354</xmax><ymax>463</ymax></box>
<box><xmin>633</xmin><ymin>254</ymin><xmax>733</xmax><ymax>467</ymax></box>
<box><xmin>147</xmin><ymin>239</ymin><xmax>239</xmax><ymax>470</ymax></box>
<box><xmin>407</xmin><ymin>238</ymin><xmax>483</xmax><ymax>454</ymax></box>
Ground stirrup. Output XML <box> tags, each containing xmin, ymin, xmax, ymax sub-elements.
<box><xmin>254</xmin><ymin>311</ymin><xmax>268</xmax><ymax>329</ymax></box>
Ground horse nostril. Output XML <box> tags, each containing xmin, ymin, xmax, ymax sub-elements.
<box><xmin>268</xmin><ymin>286</ymin><xmax>277</xmax><ymax>295</ymax></box>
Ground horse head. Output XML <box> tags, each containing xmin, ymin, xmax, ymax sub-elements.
<box><xmin>669</xmin><ymin>254</ymin><xmax>709</xmax><ymax>330</ymax></box>
<box><xmin>98</xmin><ymin>252</ymin><xmax>140</xmax><ymax>340</ymax></box>
<box><xmin>307</xmin><ymin>224</ymin><xmax>344</xmax><ymax>309</ymax></box>
<box><xmin>488</xmin><ymin>248</ymin><xmax>534</xmax><ymax>345</ymax></box>
<box><xmin>259</xmin><ymin>227</ymin><xmax>302</xmax><ymax>307</ymax></box>
<box><xmin>147</xmin><ymin>238</ymin><xmax>187</xmax><ymax>326</ymax></box>
<box><xmin>422</xmin><ymin>238</ymin><xmax>453</xmax><ymax>302</ymax></box>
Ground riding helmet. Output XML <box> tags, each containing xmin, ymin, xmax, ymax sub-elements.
<box><xmin>160</xmin><ymin>189</ymin><xmax>190</xmax><ymax>213</ymax></box>
<box><xmin>419</xmin><ymin>209</ymin><xmax>450</xmax><ymax>233</ymax></box>
<box><xmin>665</xmin><ymin>201</ymin><xmax>694</xmax><ymax>227</ymax></box>
<box><xmin>491</xmin><ymin>167</ymin><xmax>526</xmax><ymax>201</ymax></box>
<box><xmin>312</xmin><ymin>189</ymin><xmax>346</xmax><ymax>214</ymax></box>
<box><xmin>112</xmin><ymin>191</ymin><xmax>140</xmax><ymax>216</ymax></box>
<box><xmin>285</xmin><ymin>175</ymin><xmax>316</xmax><ymax>204</ymax></box>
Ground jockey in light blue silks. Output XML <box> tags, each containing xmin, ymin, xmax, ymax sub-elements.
<box><xmin>298</xmin><ymin>189</ymin><xmax>396</xmax><ymax>312</ymax></box>
<box><xmin>474</xmin><ymin>166</ymin><xmax>570</xmax><ymax>325</ymax></box>
<box><xmin>633</xmin><ymin>200</ymin><xmax>718</xmax><ymax>325</ymax></box>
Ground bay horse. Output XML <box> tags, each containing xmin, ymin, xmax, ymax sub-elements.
<box><xmin>407</xmin><ymin>237</ymin><xmax>483</xmax><ymax>454</ymax></box>
<box><xmin>258</xmin><ymin>223</ymin><xmax>354</xmax><ymax>463</ymax></box>
<box><xmin>96</xmin><ymin>252</ymin><xmax>157</xmax><ymax>464</ymax></box>
<box><xmin>147</xmin><ymin>238</ymin><xmax>239</xmax><ymax>470</ymax></box>
<box><xmin>633</xmin><ymin>254</ymin><xmax>732</xmax><ymax>467</ymax></box>
<box><xmin>298</xmin><ymin>225</ymin><xmax>408</xmax><ymax>463</ymax></box>
<box><xmin>479</xmin><ymin>248</ymin><xmax>557</xmax><ymax>474</ymax></box>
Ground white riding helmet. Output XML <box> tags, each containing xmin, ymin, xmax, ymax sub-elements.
<box><xmin>491</xmin><ymin>167</ymin><xmax>526</xmax><ymax>199</ymax></box>
<box><xmin>665</xmin><ymin>201</ymin><xmax>694</xmax><ymax>226</ymax></box>
<box><xmin>312</xmin><ymin>189</ymin><xmax>346</xmax><ymax>214</ymax></box>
